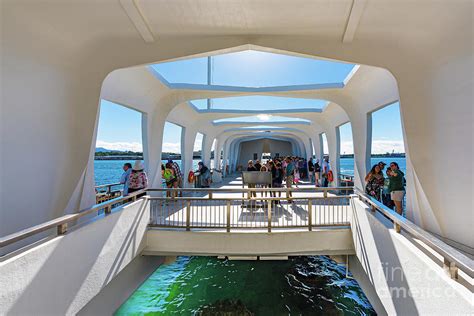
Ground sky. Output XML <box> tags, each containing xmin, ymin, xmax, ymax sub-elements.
<box><xmin>96</xmin><ymin>51</ymin><xmax>405</xmax><ymax>155</ymax></box>
<box><xmin>152</xmin><ymin>50</ymin><xmax>354</xmax><ymax>87</ymax></box>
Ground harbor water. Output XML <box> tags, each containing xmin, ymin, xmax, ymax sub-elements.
<box><xmin>116</xmin><ymin>256</ymin><xmax>376</xmax><ymax>315</ymax></box>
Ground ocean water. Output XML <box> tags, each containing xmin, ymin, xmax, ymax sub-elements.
<box><xmin>116</xmin><ymin>256</ymin><xmax>375</xmax><ymax>315</ymax></box>
<box><xmin>94</xmin><ymin>159</ymin><xmax>201</xmax><ymax>186</ymax></box>
<box><xmin>94</xmin><ymin>157</ymin><xmax>406</xmax><ymax>186</ymax></box>
<box><xmin>339</xmin><ymin>157</ymin><xmax>406</xmax><ymax>176</ymax></box>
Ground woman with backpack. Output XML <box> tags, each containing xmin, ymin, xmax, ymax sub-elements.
<box><xmin>163</xmin><ymin>162</ymin><xmax>177</xmax><ymax>198</ymax></box>
<box><xmin>128</xmin><ymin>160</ymin><xmax>148</xmax><ymax>196</ymax></box>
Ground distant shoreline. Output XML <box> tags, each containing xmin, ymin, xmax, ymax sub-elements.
<box><xmin>94</xmin><ymin>153</ymin><xmax>405</xmax><ymax>160</ymax></box>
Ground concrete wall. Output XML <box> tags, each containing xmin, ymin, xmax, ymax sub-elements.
<box><xmin>237</xmin><ymin>139</ymin><xmax>292</xmax><ymax>167</ymax></box>
<box><xmin>0</xmin><ymin>199</ymin><xmax>149</xmax><ymax>315</ymax></box>
<box><xmin>144</xmin><ymin>229</ymin><xmax>354</xmax><ymax>256</ymax></box>
<box><xmin>349</xmin><ymin>198</ymin><xmax>472</xmax><ymax>315</ymax></box>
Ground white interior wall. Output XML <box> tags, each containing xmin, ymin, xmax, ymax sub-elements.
<box><xmin>237</xmin><ymin>139</ymin><xmax>293</xmax><ymax>167</ymax></box>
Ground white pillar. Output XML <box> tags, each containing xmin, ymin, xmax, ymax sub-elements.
<box><xmin>350</xmin><ymin>112</ymin><xmax>372</xmax><ymax>191</ymax></box>
<box><xmin>318</xmin><ymin>133</ymin><xmax>325</xmax><ymax>162</ymax></box>
<box><xmin>142</xmin><ymin>111</ymin><xmax>167</xmax><ymax>188</ymax></box>
<box><xmin>201</xmin><ymin>134</ymin><xmax>214</xmax><ymax>167</ymax></box>
<box><xmin>313</xmin><ymin>135</ymin><xmax>322</xmax><ymax>163</ymax></box>
<box><xmin>181</xmin><ymin>127</ymin><xmax>197</xmax><ymax>187</ymax></box>
<box><xmin>326</xmin><ymin>126</ymin><xmax>340</xmax><ymax>188</ymax></box>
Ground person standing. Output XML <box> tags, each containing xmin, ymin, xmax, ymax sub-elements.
<box><xmin>120</xmin><ymin>162</ymin><xmax>132</xmax><ymax>196</ymax></box>
<box><xmin>246</xmin><ymin>160</ymin><xmax>257</xmax><ymax>197</ymax></box>
<box><xmin>128</xmin><ymin>160</ymin><xmax>148</xmax><ymax>195</ymax></box>
<box><xmin>322</xmin><ymin>156</ymin><xmax>331</xmax><ymax>187</ymax></box>
<box><xmin>169</xmin><ymin>159</ymin><xmax>183</xmax><ymax>197</ymax></box>
<box><xmin>197</xmin><ymin>161</ymin><xmax>211</xmax><ymax>188</ymax></box>
<box><xmin>387</xmin><ymin>162</ymin><xmax>405</xmax><ymax>215</ymax></box>
<box><xmin>254</xmin><ymin>160</ymin><xmax>262</xmax><ymax>172</ymax></box>
<box><xmin>308</xmin><ymin>158</ymin><xmax>314</xmax><ymax>184</ymax></box>
<box><xmin>163</xmin><ymin>162</ymin><xmax>177</xmax><ymax>198</ymax></box>
<box><xmin>314</xmin><ymin>159</ymin><xmax>321</xmax><ymax>187</ymax></box>
<box><xmin>270</xmin><ymin>161</ymin><xmax>283</xmax><ymax>203</ymax></box>
<box><xmin>365</xmin><ymin>164</ymin><xmax>385</xmax><ymax>201</ymax></box>
<box><xmin>285</xmin><ymin>157</ymin><xmax>295</xmax><ymax>202</ymax></box>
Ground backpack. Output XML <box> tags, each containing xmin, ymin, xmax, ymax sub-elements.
<box><xmin>163</xmin><ymin>169</ymin><xmax>174</xmax><ymax>181</ymax></box>
<box><xmin>327</xmin><ymin>170</ymin><xmax>334</xmax><ymax>182</ymax></box>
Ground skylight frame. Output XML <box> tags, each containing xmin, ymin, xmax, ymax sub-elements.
<box><xmin>212</xmin><ymin>115</ymin><xmax>312</xmax><ymax>126</ymax></box>
<box><xmin>148</xmin><ymin>50</ymin><xmax>358</xmax><ymax>92</ymax></box>
<box><xmin>187</xmin><ymin>96</ymin><xmax>330</xmax><ymax>114</ymax></box>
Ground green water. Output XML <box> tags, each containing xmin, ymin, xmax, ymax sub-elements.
<box><xmin>116</xmin><ymin>256</ymin><xmax>375</xmax><ymax>315</ymax></box>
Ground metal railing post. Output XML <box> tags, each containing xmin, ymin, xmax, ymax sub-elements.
<box><xmin>443</xmin><ymin>258</ymin><xmax>458</xmax><ymax>279</ymax></box>
<box><xmin>105</xmin><ymin>205</ymin><xmax>112</xmax><ymax>215</ymax></box>
<box><xmin>209</xmin><ymin>191</ymin><xmax>213</xmax><ymax>199</ymax></box>
<box><xmin>57</xmin><ymin>223</ymin><xmax>68</xmax><ymax>235</ymax></box>
<box><xmin>308</xmin><ymin>200</ymin><xmax>312</xmax><ymax>231</ymax></box>
<box><xmin>226</xmin><ymin>201</ymin><xmax>231</xmax><ymax>232</ymax></box>
<box><xmin>267</xmin><ymin>200</ymin><xmax>272</xmax><ymax>233</ymax></box>
<box><xmin>323</xmin><ymin>189</ymin><xmax>328</xmax><ymax>198</ymax></box>
<box><xmin>186</xmin><ymin>201</ymin><xmax>191</xmax><ymax>231</ymax></box>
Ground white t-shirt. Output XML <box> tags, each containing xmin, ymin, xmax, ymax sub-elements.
<box><xmin>322</xmin><ymin>161</ymin><xmax>331</xmax><ymax>173</ymax></box>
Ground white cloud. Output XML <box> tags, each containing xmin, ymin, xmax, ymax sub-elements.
<box><xmin>162</xmin><ymin>142</ymin><xmax>181</xmax><ymax>153</ymax></box>
<box><xmin>339</xmin><ymin>140</ymin><xmax>404</xmax><ymax>155</ymax></box>
<box><xmin>372</xmin><ymin>140</ymin><xmax>405</xmax><ymax>154</ymax></box>
<box><xmin>340</xmin><ymin>141</ymin><xmax>354</xmax><ymax>155</ymax></box>
<box><xmin>96</xmin><ymin>140</ymin><xmax>142</xmax><ymax>152</ymax></box>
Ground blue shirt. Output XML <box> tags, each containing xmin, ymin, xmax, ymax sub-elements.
<box><xmin>120</xmin><ymin>169</ymin><xmax>132</xmax><ymax>195</ymax></box>
<box><xmin>286</xmin><ymin>162</ymin><xmax>295</xmax><ymax>176</ymax></box>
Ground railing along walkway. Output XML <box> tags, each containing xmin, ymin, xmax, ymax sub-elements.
<box><xmin>147</xmin><ymin>187</ymin><xmax>352</xmax><ymax>232</ymax></box>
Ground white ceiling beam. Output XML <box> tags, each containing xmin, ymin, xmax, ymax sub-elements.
<box><xmin>120</xmin><ymin>0</ymin><xmax>155</xmax><ymax>43</ymax></box>
<box><xmin>342</xmin><ymin>0</ymin><xmax>367</xmax><ymax>43</ymax></box>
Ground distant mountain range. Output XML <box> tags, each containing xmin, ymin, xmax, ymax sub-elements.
<box><xmin>95</xmin><ymin>147</ymin><xmax>117</xmax><ymax>153</ymax></box>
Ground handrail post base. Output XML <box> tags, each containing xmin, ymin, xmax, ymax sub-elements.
<box><xmin>443</xmin><ymin>258</ymin><xmax>458</xmax><ymax>279</ymax></box>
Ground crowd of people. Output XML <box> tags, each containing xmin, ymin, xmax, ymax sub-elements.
<box><xmin>119</xmin><ymin>157</ymin><xmax>405</xmax><ymax>214</ymax></box>
<box><xmin>364</xmin><ymin>161</ymin><xmax>405</xmax><ymax>214</ymax></box>
<box><xmin>245</xmin><ymin>156</ymin><xmax>336</xmax><ymax>203</ymax></box>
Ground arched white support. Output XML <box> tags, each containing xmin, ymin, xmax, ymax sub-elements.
<box><xmin>143</xmin><ymin>111</ymin><xmax>167</xmax><ymax>188</ymax></box>
<box><xmin>350</xmin><ymin>112</ymin><xmax>372</xmax><ymax>190</ymax></box>
<box><xmin>313</xmin><ymin>135</ymin><xmax>322</xmax><ymax>163</ymax></box>
<box><xmin>181</xmin><ymin>127</ymin><xmax>198</xmax><ymax>187</ymax></box>
<box><xmin>325</xmin><ymin>126</ymin><xmax>340</xmax><ymax>188</ymax></box>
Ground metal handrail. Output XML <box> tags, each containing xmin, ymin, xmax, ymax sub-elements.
<box><xmin>354</xmin><ymin>188</ymin><xmax>474</xmax><ymax>278</ymax></box>
<box><xmin>148</xmin><ymin>187</ymin><xmax>353</xmax><ymax>192</ymax></box>
<box><xmin>148</xmin><ymin>195</ymin><xmax>351</xmax><ymax>201</ymax></box>
<box><xmin>95</xmin><ymin>182</ymin><xmax>122</xmax><ymax>189</ymax></box>
<box><xmin>149</xmin><ymin>193</ymin><xmax>351</xmax><ymax>232</ymax></box>
<box><xmin>0</xmin><ymin>189</ymin><xmax>147</xmax><ymax>249</ymax></box>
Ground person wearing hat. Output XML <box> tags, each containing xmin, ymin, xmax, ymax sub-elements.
<box><xmin>128</xmin><ymin>160</ymin><xmax>148</xmax><ymax>194</ymax></box>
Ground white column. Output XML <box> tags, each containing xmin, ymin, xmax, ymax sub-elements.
<box><xmin>350</xmin><ymin>112</ymin><xmax>372</xmax><ymax>191</ymax></box>
<box><xmin>213</xmin><ymin>139</ymin><xmax>220</xmax><ymax>170</ymax></box>
<box><xmin>313</xmin><ymin>135</ymin><xmax>322</xmax><ymax>163</ymax></box>
<box><xmin>181</xmin><ymin>126</ymin><xmax>197</xmax><ymax>188</ymax></box>
<box><xmin>142</xmin><ymin>110</ymin><xmax>167</xmax><ymax>188</ymax></box>
<box><xmin>318</xmin><ymin>133</ymin><xmax>325</xmax><ymax>162</ymax></box>
<box><xmin>222</xmin><ymin>139</ymin><xmax>231</xmax><ymax>177</ymax></box>
<box><xmin>326</xmin><ymin>126</ymin><xmax>340</xmax><ymax>187</ymax></box>
<box><xmin>201</xmin><ymin>134</ymin><xmax>213</xmax><ymax>167</ymax></box>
